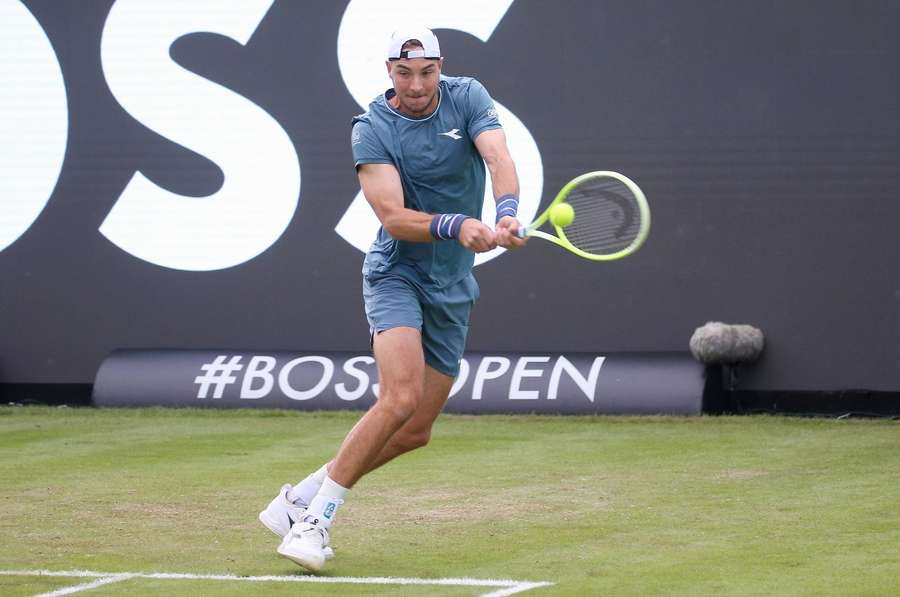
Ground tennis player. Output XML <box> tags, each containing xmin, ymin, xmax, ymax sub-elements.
<box><xmin>259</xmin><ymin>25</ymin><xmax>525</xmax><ymax>571</ymax></box>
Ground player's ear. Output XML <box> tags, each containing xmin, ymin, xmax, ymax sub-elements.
<box><xmin>385</xmin><ymin>61</ymin><xmax>392</xmax><ymax>76</ymax></box>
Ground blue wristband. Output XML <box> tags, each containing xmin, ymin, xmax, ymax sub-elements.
<box><xmin>430</xmin><ymin>213</ymin><xmax>469</xmax><ymax>240</ymax></box>
<box><xmin>495</xmin><ymin>194</ymin><xmax>519</xmax><ymax>223</ymax></box>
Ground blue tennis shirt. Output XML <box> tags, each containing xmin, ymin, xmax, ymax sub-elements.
<box><xmin>351</xmin><ymin>75</ymin><xmax>501</xmax><ymax>292</ymax></box>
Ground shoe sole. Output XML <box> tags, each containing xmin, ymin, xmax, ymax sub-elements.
<box><xmin>277</xmin><ymin>544</ymin><xmax>326</xmax><ymax>572</ymax></box>
<box><xmin>260</xmin><ymin>511</ymin><xmax>333</xmax><ymax>560</ymax></box>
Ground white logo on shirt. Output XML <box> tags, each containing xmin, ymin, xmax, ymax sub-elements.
<box><xmin>439</xmin><ymin>128</ymin><xmax>462</xmax><ymax>140</ymax></box>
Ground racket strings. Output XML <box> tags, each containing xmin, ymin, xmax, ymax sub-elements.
<box><xmin>560</xmin><ymin>178</ymin><xmax>641</xmax><ymax>254</ymax></box>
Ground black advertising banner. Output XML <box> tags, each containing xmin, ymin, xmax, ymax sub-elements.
<box><xmin>93</xmin><ymin>350</ymin><xmax>706</xmax><ymax>415</ymax></box>
<box><xmin>3</xmin><ymin>1</ymin><xmax>899</xmax><ymax>392</ymax></box>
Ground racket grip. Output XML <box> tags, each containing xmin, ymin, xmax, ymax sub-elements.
<box><xmin>516</xmin><ymin>225</ymin><xmax>528</xmax><ymax>239</ymax></box>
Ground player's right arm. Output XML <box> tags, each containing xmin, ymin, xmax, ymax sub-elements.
<box><xmin>357</xmin><ymin>163</ymin><xmax>496</xmax><ymax>252</ymax></box>
<box><xmin>357</xmin><ymin>163</ymin><xmax>432</xmax><ymax>242</ymax></box>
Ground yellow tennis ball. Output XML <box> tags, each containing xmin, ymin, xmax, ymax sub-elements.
<box><xmin>549</xmin><ymin>202</ymin><xmax>575</xmax><ymax>227</ymax></box>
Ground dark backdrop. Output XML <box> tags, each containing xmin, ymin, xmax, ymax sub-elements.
<box><xmin>3</xmin><ymin>0</ymin><xmax>898</xmax><ymax>391</ymax></box>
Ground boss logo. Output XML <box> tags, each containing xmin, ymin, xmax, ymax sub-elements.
<box><xmin>4</xmin><ymin>0</ymin><xmax>542</xmax><ymax>272</ymax></box>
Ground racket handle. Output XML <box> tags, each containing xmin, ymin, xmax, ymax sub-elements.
<box><xmin>516</xmin><ymin>225</ymin><xmax>528</xmax><ymax>239</ymax></box>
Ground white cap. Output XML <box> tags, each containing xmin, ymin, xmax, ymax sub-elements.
<box><xmin>386</xmin><ymin>26</ymin><xmax>441</xmax><ymax>60</ymax></box>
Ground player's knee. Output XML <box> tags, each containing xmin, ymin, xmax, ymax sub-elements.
<box><xmin>379</xmin><ymin>390</ymin><xmax>421</xmax><ymax>423</ymax></box>
<box><xmin>408</xmin><ymin>429</ymin><xmax>431</xmax><ymax>450</ymax></box>
<box><xmin>395</xmin><ymin>428</ymin><xmax>431</xmax><ymax>452</ymax></box>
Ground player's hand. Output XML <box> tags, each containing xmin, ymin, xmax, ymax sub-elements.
<box><xmin>495</xmin><ymin>216</ymin><xmax>528</xmax><ymax>249</ymax></box>
<box><xmin>458</xmin><ymin>219</ymin><xmax>497</xmax><ymax>253</ymax></box>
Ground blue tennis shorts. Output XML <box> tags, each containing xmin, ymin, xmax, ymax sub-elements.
<box><xmin>362</xmin><ymin>271</ymin><xmax>479</xmax><ymax>378</ymax></box>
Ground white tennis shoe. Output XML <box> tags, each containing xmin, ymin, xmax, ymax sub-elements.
<box><xmin>259</xmin><ymin>484</ymin><xmax>334</xmax><ymax>560</ymax></box>
<box><xmin>277</xmin><ymin>519</ymin><xmax>331</xmax><ymax>572</ymax></box>
<box><xmin>258</xmin><ymin>484</ymin><xmax>306</xmax><ymax>537</ymax></box>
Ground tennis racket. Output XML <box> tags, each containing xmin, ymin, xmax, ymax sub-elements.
<box><xmin>516</xmin><ymin>171</ymin><xmax>650</xmax><ymax>261</ymax></box>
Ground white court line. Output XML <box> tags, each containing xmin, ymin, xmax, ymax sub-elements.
<box><xmin>30</xmin><ymin>574</ymin><xmax>133</xmax><ymax>597</ymax></box>
<box><xmin>0</xmin><ymin>569</ymin><xmax>554</xmax><ymax>596</ymax></box>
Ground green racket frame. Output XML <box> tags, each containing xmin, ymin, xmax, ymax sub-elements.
<box><xmin>520</xmin><ymin>171</ymin><xmax>651</xmax><ymax>261</ymax></box>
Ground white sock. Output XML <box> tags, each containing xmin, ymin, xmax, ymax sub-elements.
<box><xmin>287</xmin><ymin>463</ymin><xmax>329</xmax><ymax>507</ymax></box>
<box><xmin>304</xmin><ymin>476</ymin><xmax>349</xmax><ymax>529</ymax></box>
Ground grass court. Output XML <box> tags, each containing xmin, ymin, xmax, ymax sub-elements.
<box><xmin>1</xmin><ymin>406</ymin><xmax>898</xmax><ymax>595</ymax></box>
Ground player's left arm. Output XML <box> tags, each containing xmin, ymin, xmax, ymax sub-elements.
<box><xmin>474</xmin><ymin>128</ymin><xmax>526</xmax><ymax>249</ymax></box>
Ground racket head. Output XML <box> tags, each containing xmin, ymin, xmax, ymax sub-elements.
<box><xmin>526</xmin><ymin>171</ymin><xmax>650</xmax><ymax>261</ymax></box>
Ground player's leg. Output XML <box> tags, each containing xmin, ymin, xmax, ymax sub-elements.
<box><xmin>276</xmin><ymin>362</ymin><xmax>452</xmax><ymax>508</ymax></box>
<box><xmin>276</xmin><ymin>275</ymin><xmax>424</xmax><ymax>571</ymax></box>
<box><xmin>362</xmin><ymin>277</ymin><xmax>476</xmax><ymax>472</ymax></box>
<box><xmin>292</xmin><ymin>273</ymin><xmax>424</xmax><ymax>490</ymax></box>
<box><xmin>362</xmin><ymin>363</ymin><xmax>454</xmax><ymax>473</ymax></box>
<box><xmin>277</xmin><ymin>327</ymin><xmax>424</xmax><ymax>571</ymax></box>
<box><xmin>328</xmin><ymin>326</ymin><xmax>426</xmax><ymax>487</ymax></box>
<box><xmin>263</xmin><ymin>360</ymin><xmax>451</xmax><ymax>539</ymax></box>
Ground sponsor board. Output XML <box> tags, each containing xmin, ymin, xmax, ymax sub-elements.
<box><xmin>93</xmin><ymin>350</ymin><xmax>706</xmax><ymax>414</ymax></box>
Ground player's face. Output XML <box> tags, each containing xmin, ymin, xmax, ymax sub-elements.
<box><xmin>386</xmin><ymin>58</ymin><xmax>442</xmax><ymax>117</ymax></box>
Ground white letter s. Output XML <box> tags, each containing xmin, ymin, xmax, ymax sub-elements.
<box><xmin>100</xmin><ymin>0</ymin><xmax>300</xmax><ymax>271</ymax></box>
